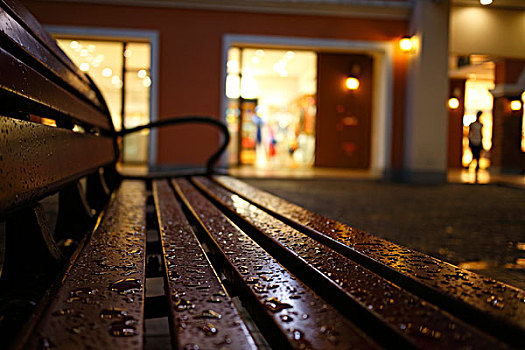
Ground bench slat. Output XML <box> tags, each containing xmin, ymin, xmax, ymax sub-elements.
<box><xmin>174</xmin><ymin>178</ymin><xmax>380</xmax><ymax>350</ymax></box>
<box><xmin>22</xmin><ymin>180</ymin><xmax>147</xmax><ymax>349</ymax></box>
<box><xmin>152</xmin><ymin>179</ymin><xmax>257</xmax><ymax>349</ymax></box>
<box><xmin>213</xmin><ymin>175</ymin><xmax>525</xmax><ymax>345</ymax></box>
<box><xmin>0</xmin><ymin>117</ymin><xmax>116</xmax><ymax>215</ymax></box>
<box><xmin>0</xmin><ymin>6</ymin><xmax>104</xmax><ymax>111</ymax></box>
<box><xmin>193</xmin><ymin>176</ymin><xmax>511</xmax><ymax>349</ymax></box>
<box><xmin>0</xmin><ymin>47</ymin><xmax>111</xmax><ymax>130</ymax></box>
<box><xmin>0</xmin><ymin>0</ymin><xmax>93</xmax><ymax>87</ymax></box>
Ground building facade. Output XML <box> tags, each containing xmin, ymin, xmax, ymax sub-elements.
<box><xmin>22</xmin><ymin>0</ymin><xmax>525</xmax><ymax>180</ymax></box>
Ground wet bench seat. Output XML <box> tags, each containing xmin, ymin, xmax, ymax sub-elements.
<box><xmin>13</xmin><ymin>176</ymin><xmax>525</xmax><ymax>349</ymax></box>
<box><xmin>1</xmin><ymin>0</ymin><xmax>524</xmax><ymax>348</ymax></box>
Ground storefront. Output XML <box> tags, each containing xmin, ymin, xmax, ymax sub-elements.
<box><xmin>225</xmin><ymin>47</ymin><xmax>316</xmax><ymax>169</ymax></box>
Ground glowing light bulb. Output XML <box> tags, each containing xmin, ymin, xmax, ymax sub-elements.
<box><xmin>448</xmin><ymin>97</ymin><xmax>460</xmax><ymax>109</ymax></box>
<box><xmin>137</xmin><ymin>69</ymin><xmax>147</xmax><ymax>78</ymax></box>
<box><xmin>510</xmin><ymin>100</ymin><xmax>522</xmax><ymax>111</ymax></box>
<box><xmin>480</xmin><ymin>0</ymin><xmax>493</xmax><ymax>5</ymax></box>
<box><xmin>79</xmin><ymin>62</ymin><xmax>90</xmax><ymax>72</ymax></box>
<box><xmin>102</xmin><ymin>68</ymin><xmax>112</xmax><ymax>77</ymax></box>
<box><xmin>112</xmin><ymin>75</ymin><xmax>121</xmax><ymax>85</ymax></box>
<box><xmin>345</xmin><ymin>77</ymin><xmax>359</xmax><ymax>90</ymax></box>
<box><xmin>399</xmin><ymin>37</ymin><xmax>413</xmax><ymax>52</ymax></box>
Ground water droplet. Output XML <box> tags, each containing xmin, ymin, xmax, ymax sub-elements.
<box><xmin>70</xmin><ymin>287</ymin><xmax>98</xmax><ymax>297</ymax></box>
<box><xmin>108</xmin><ymin>321</ymin><xmax>137</xmax><ymax>337</ymax></box>
<box><xmin>39</xmin><ymin>337</ymin><xmax>54</xmax><ymax>349</ymax></box>
<box><xmin>200</xmin><ymin>322</ymin><xmax>218</xmax><ymax>336</ymax></box>
<box><xmin>207</xmin><ymin>296</ymin><xmax>222</xmax><ymax>303</ymax></box>
<box><xmin>280</xmin><ymin>314</ymin><xmax>293</xmax><ymax>322</ymax></box>
<box><xmin>175</xmin><ymin>297</ymin><xmax>195</xmax><ymax>311</ymax></box>
<box><xmin>109</xmin><ymin>279</ymin><xmax>141</xmax><ymax>294</ymax></box>
<box><xmin>291</xmin><ymin>328</ymin><xmax>304</xmax><ymax>340</ymax></box>
<box><xmin>68</xmin><ymin>326</ymin><xmax>83</xmax><ymax>335</ymax></box>
<box><xmin>100</xmin><ymin>308</ymin><xmax>127</xmax><ymax>319</ymax></box>
<box><xmin>486</xmin><ymin>295</ymin><xmax>504</xmax><ymax>309</ymax></box>
<box><xmin>52</xmin><ymin>308</ymin><xmax>73</xmax><ymax>316</ymax></box>
<box><xmin>198</xmin><ymin>309</ymin><xmax>222</xmax><ymax>319</ymax></box>
<box><xmin>265</xmin><ymin>297</ymin><xmax>293</xmax><ymax>312</ymax></box>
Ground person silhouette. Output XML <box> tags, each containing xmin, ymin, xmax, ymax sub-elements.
<box><xmin>468</xmin><ymin>111</ymin><xmax>484</xmax><ymax>173</ymax></box>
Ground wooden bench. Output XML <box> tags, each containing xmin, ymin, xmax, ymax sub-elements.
<box><xmin>1</xmin><ymin>1</ymin><xmax>524</xmax><ymax>349</ymax></box>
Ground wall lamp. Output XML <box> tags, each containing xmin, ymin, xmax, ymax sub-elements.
<box><xmin>399</xmin><ymin>36</ymin><xmax>414</xmax><ymax>53</ymax></box>
<box><xmin>448</xmin><ymin>97</ymin><xmax>460</xmax><ymax>109</ymax></box>
<box><xmin>510</xmin><ymin>100</ymin><xmax>522</xmax><ymax>111</ymax></box>
<box><xmin>345</xmin><ymin>77</ymin><xmax>359</xmax><ymax>90</ymax></box>
<box><xmin>345</xmin><ymin>64</ymin><xmax>360</xmax><ymax>90</ymax></box>
<box><xmin>448</xmin><ymin>87</ymin><xmax>462</xmax><ymax>110</ymax></box>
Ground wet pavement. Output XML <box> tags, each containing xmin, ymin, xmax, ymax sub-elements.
<box><xmin>241</xmin><ymin>178</ymin><xmax>525</xmax><ymax>290</ymax></box>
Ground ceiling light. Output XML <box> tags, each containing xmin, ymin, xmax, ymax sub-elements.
<box><xmin>480</xmin><ymin>0</ymin><xmax>493</xmax><ymax>5</ymax></box>
<box><xmin>138</xmin><ymin>69</ymin><xmax>147</xmax><ymax>78</ymax></box>
<box><xmin>79</xmin><ymin>62</ymin><xmax>90</xmax><ymax>72</ymax></box>
<box><xmin>102</xmin><ymin>68</ymin><xmax>112</xmax><ymax>77</ymax></box>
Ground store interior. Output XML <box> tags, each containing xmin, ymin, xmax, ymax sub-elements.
<box><xmin>57</xmin><ymin>38</ymin><xmax>151</xmax><ymax>164</ymax></box>
<box><xmin>225</xmin><ymin>47</ymin><xmax>317</xmax><ymax>169</ymax></box>
<box><xmin>450</xmin><ymin>55</ymin><xmax>525</xmax><ymax>172</ymax></box>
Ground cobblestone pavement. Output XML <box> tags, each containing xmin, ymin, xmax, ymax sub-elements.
<box><xmin>243</xmin><ymin>178</ymin><xmax>525</xmax><ymax>290</ymax></box>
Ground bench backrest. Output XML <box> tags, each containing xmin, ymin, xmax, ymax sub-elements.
<box><xmin>0</xmin><ymin>0</ymin><xmax>117</xmax><ymax>215</ymax></box>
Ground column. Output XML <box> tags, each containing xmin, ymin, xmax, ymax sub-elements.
<box><xmin>390</xmin><ymin>0</ymin><xmax>450</xmax><ymax>183</ymax></box>
<box><xmin>491</xmin><ymin>59</ymin><xmax>525</xmax><ymax>174</ymax></box>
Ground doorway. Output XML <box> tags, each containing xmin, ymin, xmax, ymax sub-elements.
<box><xmin>316</xmin><ymin>53</ymin><xmax>373</xmax><ymax>168</ymax></box>
<box><xmin>223</xmin><ymin>35</ymin><xmax>394</xmax><ymax>173</ymax></box>
<box><xmin>225</xmin><ymin>47</ymin><xmax>375</xmax><ymax>170</ymax></box>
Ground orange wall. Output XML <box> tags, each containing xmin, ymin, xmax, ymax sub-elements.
<box><xmin>24</xmin><ymin>1</ymin><xmax>408</xmax><ymax>167</ymax></box>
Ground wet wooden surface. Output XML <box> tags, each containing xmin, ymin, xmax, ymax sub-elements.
<box><xmin>213</xmin><ymin>175</ymin><xmax>525</xmax><ymax>347</ymax></box>
<box><xmin>175</xmin><ymin>178</ymin><xmax>381</xmax><ymax>350</ymax></box>
<box><xmin>23</xmin><ymin>181</ymin><xmax>147</xmax><ymax>349</ymax></box>
<box><xmin>153</xmin><ymin>179</ymin><xmax>256</xmax><ymax>349</ymax></box>
<box><xmin>0</xmin><ymin>47</ymin><xmax>111</xmax><ymax>130</ymax></box>
<box><xmin>0</xmin><ymin>117</ymin><xmax>115</xmax><ymax>215</ymax></box>
<box><xmin>0</xmin><ymin>2</ymin><xmax>103</xmax><ymax>110</ymax></box>
<box><xmin>194</xmin><ymin>176</ymin><xmax>511</xmax><ymax>349</ymax></box>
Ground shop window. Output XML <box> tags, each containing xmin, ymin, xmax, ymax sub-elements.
<box><xmin>57</xmin><ymin>38</ymin><xmax>151</xmax><ymax>164</ymax></box>
<box><xmin>226</xmin><ymin>47</ymin><xmax>317</xmax><ymax>168</ymax></box>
